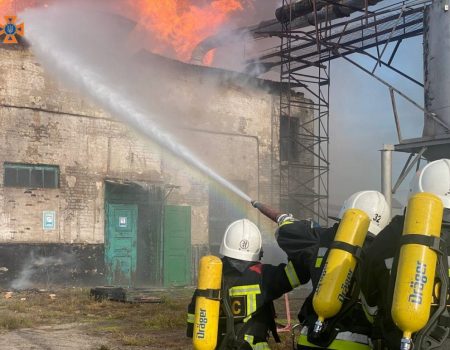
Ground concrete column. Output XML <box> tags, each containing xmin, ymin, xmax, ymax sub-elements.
<box><xmin>381</xmin><ymin>144</ymin><xmax>394</xmax><ymax>216</ymax></box>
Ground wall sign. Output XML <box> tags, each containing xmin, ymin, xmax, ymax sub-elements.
<box><xmin>118</xmin><ymin>216</ymin><xmax>128</xmax><ymax>228</ymax></box>
<box><xmin>43</xmin><ymin>211</ymin><xmax>56</xmax><ymax>230</ymax></box>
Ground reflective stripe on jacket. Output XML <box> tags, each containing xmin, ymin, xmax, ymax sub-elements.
<box><xmin>297</xmin><ymin>326</ymin><xmax>371</xmax><ymax>350</ymax></box>
<box><xmin>244</xmin><ymin>335</ymin><xmax>270</xmax><ymax>350</ymax></box>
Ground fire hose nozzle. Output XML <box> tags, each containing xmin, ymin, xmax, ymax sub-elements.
<box><xmin>251</xmin><ymin>200</ymin><xmax>282</xmax><ymax>223</ymax></box>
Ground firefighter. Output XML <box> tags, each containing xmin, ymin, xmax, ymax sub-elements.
<box><xmin>187</xmin><ymin>216</ymin><xmax>318</xmax><ymax>349</ymax></box>
<box><xmin>295</xmin><ymin>190</ymin><xmax>391</xmax><ymax>350</ymax></box>
<box><xmin>360</xmin><ymin>159</ymin><xmax>450</xmax><ymax>349</ymax></box>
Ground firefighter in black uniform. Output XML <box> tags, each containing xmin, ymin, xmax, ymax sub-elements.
<box><xmin>360</xmin><ymin>159</ymin><xmax>450</xmax><ymax>350</ymax></box>
<box><xmin>187</xmin><ymin>215</ymin><xmax>317</xmax><ymax>349</ymax></box>
<box><xmin>294</xmin><ymin>191</ymin><xmax>391</xmax><ymax>350</ymax></box>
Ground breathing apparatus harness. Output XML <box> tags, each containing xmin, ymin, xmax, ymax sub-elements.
<box><xmin>379</xmin><ymin>223</ymin><xmax>450</xmax><ymax>350</ymax></box>
<box><xmin>305</xmin><ymin>238</ymin><xmax>369</xmax><ymax>348</ymax></box>
<box><xmin>413</xmin><ymin>224</ymin><xmax>450</xmax><ymax>349</ymax></box>
<box><xmin>217</xmin><ymin>273</ymin><xmax>280</xmax><ymax>350</ymax></box>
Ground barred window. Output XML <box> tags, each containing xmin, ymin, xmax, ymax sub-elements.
<box><xmin>4</xmin><ymin>163</ymin><xmax>59</xmax><ymax>188</ymax></box>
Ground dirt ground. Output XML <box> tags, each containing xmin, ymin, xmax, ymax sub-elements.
<box><xmin>0</xmin><ymin>287</ymin><xmax>309</xmax><ymax>350</ymax></box>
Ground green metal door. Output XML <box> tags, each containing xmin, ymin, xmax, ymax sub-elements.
<box><xmin>106</xmin><ymin>203</ymin><xmax>138</xmax><ymax>286</ymax></box>
<box><xmin>163</xmin><ymin>205</ymin><xmax>191</xmax><ymax>287</ymax></box>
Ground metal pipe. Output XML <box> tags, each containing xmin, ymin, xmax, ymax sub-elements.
<box><xmin>276</xmin><ymin>0</ymin><xmax>321</xmax><ymax>23</ymax></box>
<box><xmin>190</xmin><ymin>0</ymin><xmax>384</xmax><ymax>64</ymax></box>
<box><xmin>381</xmin><ymin>144</ymin><xmax>394</xmax><ymax>216</ymax></box>
<box><xmin>0</xmin><ymin>103</ymin><xmax>114</xmax><ymax>122</ymax></box>
<box><xmin>181</xmin><ymin>127</ymin><xmax>261</xmax><ymax>204</ymax></box>
<box><xmin>389</xmin><ymin>88</ymin><xmax>403</xmax><ymax>143</ymax></box>
<box><xmin>392</xmin><ymin>147</ymin><xmax>427</xmax><ymax>193</ymax></box>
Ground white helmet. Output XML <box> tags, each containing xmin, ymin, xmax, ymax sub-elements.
<box><xmin>409</xmin><ymin>159</ymin><xmax>450</xmax><ymax>209</ymax></box>
<box><xmin>219</xmin><ymin>219</ymin><xmax>262</xmax><ymax>262</ymax></box>
<box><xmin>338</xmin><ymin>191</ymin><xmax>390</xmax><ymax>235</ymax></box>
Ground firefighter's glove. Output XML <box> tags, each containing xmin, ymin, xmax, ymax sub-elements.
<box><xmin>277</xmin><ymin>213</ymin><xmax>295</xmax><ymax>226</ymax></box>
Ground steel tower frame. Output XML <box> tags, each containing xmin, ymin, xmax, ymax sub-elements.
<box><xmin>276</xmin><ymin>0</ymin><xmax>330</xmax><ymax>224</ymax></box>
<box><xmin>253</xmin><ymin>0</ymin><xmax>450</xmax><ymax>219</ymax></box>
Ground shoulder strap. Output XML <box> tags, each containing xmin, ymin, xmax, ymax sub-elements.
<box><xmin>399</xmin><ymin>234</ymin><xmax>445</xmax><ymax>255</ymax></box>
<box><xmin>194</xmin><ymin>288</ymin><xmax>221</xmax><ymax>300</ymax></box>
<box><xmin>330</xmin><ymin>241</ymin><xmax>364</xmax><ymax>261</ymax></box>
<box><xmin>269</xmin><ymin>302</ymin><xmax>281</xmax><ymax>343</ymax></box>
<box><xmin>217</xmin><ymin>274</ymin><xmax>240</xmax><ymax>350</ymax></box>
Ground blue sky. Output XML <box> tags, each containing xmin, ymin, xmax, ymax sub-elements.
<box><xmin>329</xmin><ymin>35</ymin><xmax>424</xmax><ymax>208</ymax></box>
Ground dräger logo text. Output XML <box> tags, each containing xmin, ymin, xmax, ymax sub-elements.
<box><xmin>408</xmin><ymin>260</ymin><xmax>427</xmax><ymax>305</ymax></box>
<box><xmin>338</xmin><ymin>268</ymin><xmax>353</xmax><ymax>303</ymax></box>
<box><xmin>195</xmin><ymin>308</ymin><xmax>207</xmax><ymax>339</ymax></box>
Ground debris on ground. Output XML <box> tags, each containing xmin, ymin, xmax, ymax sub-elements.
<box><xmin>90</xmin><ymin>286</ymin><xmax>164</xmax><ymax>303</ymax></box>
<box><xmin>0</xmin><ymin>287</ymin><xmax>305</xmax><ymax>349</ymax></box>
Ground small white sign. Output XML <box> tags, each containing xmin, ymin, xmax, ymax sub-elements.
<box><xmin>119</xmin><ymin>216</ymin><xmax>127</xmax><ymax>228</ymax></box>
<box><xmin>43</xmin><ymin>211</ymin><xmax>56</xmax><ymax>230</ymax></box>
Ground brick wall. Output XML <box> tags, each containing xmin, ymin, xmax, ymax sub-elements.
<box><xmin>0</xmin><ymin>46</ymin><xmax>313</xmax><ymax>251</ymax></box>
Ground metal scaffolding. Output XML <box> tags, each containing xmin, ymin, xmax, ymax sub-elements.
<box><xmin>275</xmin><ymin>0</ymin><xmax>331</xmax><ymax>224</ymax></box>
<box><xmin>250</xmin><ymin>0</ymin><xmax>450</xmax><ymax>219</ymax></box>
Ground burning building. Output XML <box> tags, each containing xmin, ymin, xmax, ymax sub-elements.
<box><xmin>0</xmin><ymin>5</ymin><xmax>314</xmax><ymax>288</ymax></box>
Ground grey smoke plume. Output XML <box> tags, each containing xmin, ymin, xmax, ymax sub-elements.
<box><xmin>11</xmin><ymin>252</ymin><xmax>75</xmax><ymax>290</ymax></box>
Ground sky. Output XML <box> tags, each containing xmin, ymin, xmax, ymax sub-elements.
<box><xmin>328</xmin><ymin>36</ymin><xmax>424</xmax><ymax>208</ymax></box>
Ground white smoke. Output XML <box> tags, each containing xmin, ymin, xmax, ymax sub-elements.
<box><xmin>11</xmin><ymin>252</ymin><xmax>75</xmax><ymax>290</ymax></box>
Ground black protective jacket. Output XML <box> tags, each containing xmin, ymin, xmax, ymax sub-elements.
<box><xmin>360</xmin><ymin>215</ymin><xmax>450</xmax><ymax>349</ymax></box>
<box><xmin>187</xmin><ymin>218</ymin><xmax>319</xmax><ymax>349</ymax></box>
<box><xmin>296</xmin><ymin>221</ymin><xmax>374</xmax><ymax>348</ymax></box>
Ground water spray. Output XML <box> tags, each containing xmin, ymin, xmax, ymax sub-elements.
<box><xmin>21</xmin><ymin>8</ymin><xmax>252</xmax><ymax>204</ymax></box>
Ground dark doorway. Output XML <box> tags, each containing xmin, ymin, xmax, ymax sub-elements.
<box><xmin>104</xmin><ymin>181</ymin><xmax>163</xmax><ymax>286</ymax></box>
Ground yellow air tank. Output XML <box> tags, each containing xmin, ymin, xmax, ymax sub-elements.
<box><xmin>193</xmin><ymin>255</ymin><xmax>223</xmax><ymax>350</ymax></box>
<box><xmin>312</xmin><ymin>209</ymin><xmax>370</xmax><ymax>334</ymax></box>
<box><xmin>391</xmin><ymin>192</ymin><xmax>444</xmax><ymax>350</ymax></box>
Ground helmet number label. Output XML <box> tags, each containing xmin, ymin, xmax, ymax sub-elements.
<box><xmin>239</xmin><ymin>239</ymin><xmax>250</xmax><ymax>250</ymax></box>
<box><xmin>372</xmin><ymin>214</ymin><xmax>382</xmax><ymax>223</ymax></box>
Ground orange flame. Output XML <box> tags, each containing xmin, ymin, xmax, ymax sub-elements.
<box><xmin>128</xmin><ymin>0</ymin><xmax>250</xmax><ymax>65</ymax></box>
<box><xmin>0</xmin><ymin>1</ymin><xmax>47</xmax><ymax>18</ymax></box>
<box><xmin>0</xmin><ymin>0</ymin><xmax>15</xmax><ymax>17</ymax></box>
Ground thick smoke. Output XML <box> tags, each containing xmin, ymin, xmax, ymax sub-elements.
<box><xmin>11</xmin><ymin>252</ymin><xmax>75</xmax><ymax>290</ymax></box>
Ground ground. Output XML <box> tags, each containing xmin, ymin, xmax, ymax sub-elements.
<box><xmin>0</xmin><ymin>288</ymin><xmax>309</xmax><ymax>350</ymax></box>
